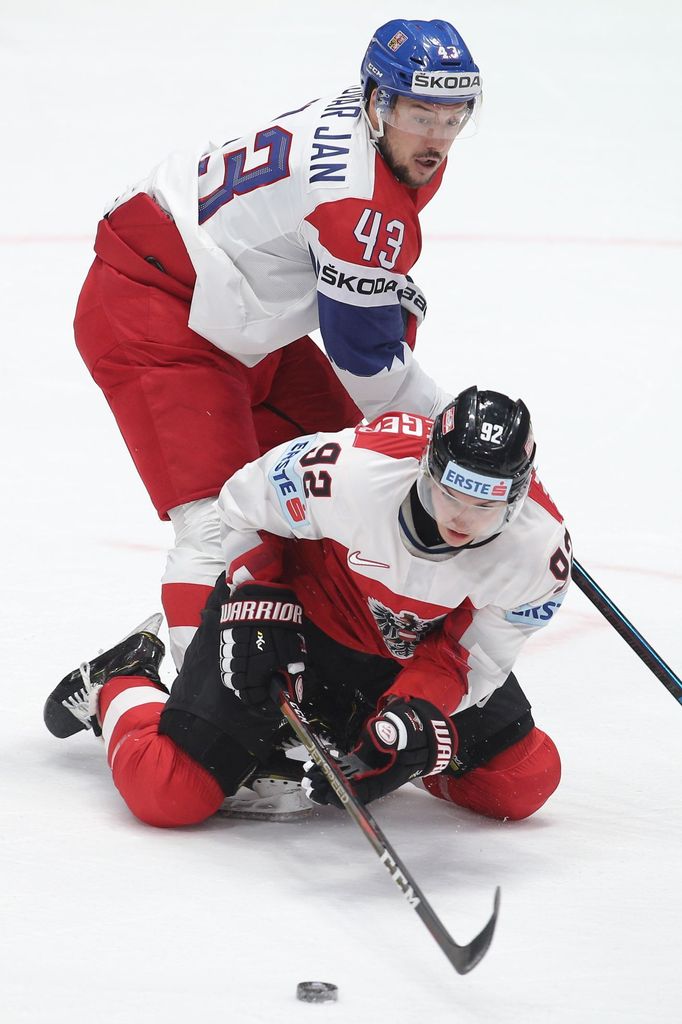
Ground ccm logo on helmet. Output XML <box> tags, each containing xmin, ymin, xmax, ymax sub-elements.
<box><xmin>412</xmin><ymin>71</ymin><xmax>482</xmax><ymax>96</ymax></box>
<box><xmin>221</xmin><ymin>600</ymin><xmax>303</xmax><ymax>625</ymax></box>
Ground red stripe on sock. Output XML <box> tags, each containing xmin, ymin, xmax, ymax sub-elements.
<box><xmin>162</xmin><ymin>582</ymin><xmax>213</xmax><ymax>628</ymax></box>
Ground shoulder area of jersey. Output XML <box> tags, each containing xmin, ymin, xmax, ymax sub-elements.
<box><xmin>281</xmin><ymin>87</ymin><xmax>369</xmax><ymax>153</ymax></box>
<box><xmin>352</xmin><ymin>411</ymin><xmax>431</xmax><ymax>460</ymax></box>
<box><xmin>526</xmin><ymin>471</ymin><xmax>564</xmax><ymax>525</ymax></box>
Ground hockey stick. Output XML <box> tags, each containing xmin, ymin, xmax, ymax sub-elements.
<box><xmin>572</xmin><ymin>559</ymin><xmax>682</xmax><ymax>704</ymax></box>
<box><xmin>271</xmin><ymin>680</ymin><xmax>500</xmax><ymax>975</ymax></box>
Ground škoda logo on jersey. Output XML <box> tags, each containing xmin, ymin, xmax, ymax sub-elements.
<box><xmin>412</xmin><ymin>71</ymin><xmax>482</xmax><ymax>97</ymax></box>
<box><xmin>320</xmin><ymin>263</ymin><xmax>399</xmax><ymax>297</ymax></box>
<box><xmin>221</xmin><ymin>600</ymin><xmax>303</xmax><ymax>625</ymax></box>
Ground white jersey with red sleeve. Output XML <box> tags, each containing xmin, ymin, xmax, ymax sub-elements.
<box><xmin>217</xmin><ymin>413</ymin><xmax>571</xmax><ymax>718</ymax></box>
<box><xmin>108</xmin><ymin>87</ymin><xmax>451</xmax><ymax>420</ymax></box>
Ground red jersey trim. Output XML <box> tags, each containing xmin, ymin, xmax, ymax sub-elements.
<box><xmin>353</xmin><ymin>412</ymin><xmax>432</xmax><ymax>460</ymax></box>
<box><xmin>528</xmin><ymin>473</ymin><xmax>564</xmax><ymax>524</ymax></box>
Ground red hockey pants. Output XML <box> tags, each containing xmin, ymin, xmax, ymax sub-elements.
<box><xmin>74</xmin><ymin>194</ymin><xmax>361</xmax><ymax>665</ymax></box>
<box><xmin>99</xmin><ymin>676</ymin><xmax>560</xmax><ymax>828</ymax></box>
<box><xmin>74</xmin><ymin>193</ymin><xmax>360</xmax><ymax>520</ymax></box>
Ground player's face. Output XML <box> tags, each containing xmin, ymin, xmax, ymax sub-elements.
<box><xmin>430</xmin><ymin>485</ymin><xmax>507</xmax><ymax>547</ymax></box>
<box><xmin>369</xmin><ymin>94</ymin><xmax>467</xmax><ymax>188</ymax></box>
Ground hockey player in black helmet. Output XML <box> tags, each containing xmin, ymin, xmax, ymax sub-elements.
<box><xmin>45</xmin><ymin>384</ymin><xmax>569</xmax><ymax>830</ymax></box>
<box><xmin>415</xmin><ymin>386</ymin><xmax>536</xmax><ymax>549</ymax></box>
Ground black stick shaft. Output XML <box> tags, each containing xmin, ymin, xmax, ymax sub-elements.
<box><xmin>572</xmin><ymin>559</ymin><xmax>682</xmax><ymax>704</ymax></box>
<box><xmin>274</xmin><ymin>684</ymin><xmax>499</xmax><ymax>975</ymax></box>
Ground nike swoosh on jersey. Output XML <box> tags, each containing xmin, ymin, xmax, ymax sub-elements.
<box><xmin>347</xmin><ymin>550</ymin><xmax>391</xmax><ymax>569</ymax></box>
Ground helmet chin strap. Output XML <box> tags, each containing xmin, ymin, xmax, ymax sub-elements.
<box><xmin>362</xmin><ymin>103</ymin><xmax>385</xmax><ymax>144</ymax></box>
<box><xmin>503</xmin><ymin>492</ymin><xmax>528</xmax><ymax>529</ymax></box>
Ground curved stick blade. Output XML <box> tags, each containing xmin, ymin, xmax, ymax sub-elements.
<box><xmin>445</xmin><ymin>886</ymin><xmax>501</xmax><ymax>975</ymax></box>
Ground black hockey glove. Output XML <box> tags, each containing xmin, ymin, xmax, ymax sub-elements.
<box><xmin>302</xmin><ymin>697</ymin><xmax>456</xmax><ymax>806</ymax></box>
<box><xmin>220</xmin><ymin>583</ymin><xmax>306</xmax><ymax>715</ymax></box>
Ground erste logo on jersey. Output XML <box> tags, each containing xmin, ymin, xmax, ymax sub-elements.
<box><xmin>267</xmin><ymin>437</ymin><xmax>316</xmax><ymax>525</ymax></box>
<box><xmin>505</xmin><ymin>592</ymin><xmax>566</xmax><ymax>626</ymax></box>
<box><xmin>441</xmin><ymin>460</ymin><xmax>511</xmax><ymax>501</ymax></box>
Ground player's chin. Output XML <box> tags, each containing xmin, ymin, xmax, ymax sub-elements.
<box><xmin>393</xmin><ymin>157</ymin><xmax>441</xmax><ymax>188</ymax></box>
<box><xmin>441</xmin><ymin>526</ymin><xmax>474</xmax><ymax>547</ymax></box>
<box><xmin>403</xmin><ymin>158</ymin><xmax>440</xmax><ymax>187</ymax></box>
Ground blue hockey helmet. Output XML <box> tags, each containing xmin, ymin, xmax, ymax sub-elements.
<box><xmin>361</xmin><ymin>19</ymin><xmax>482</xmax><ymax>139</ymax></box>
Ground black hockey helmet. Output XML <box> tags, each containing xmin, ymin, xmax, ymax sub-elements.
<box><xmin>418</xmin><ymin>386</ymin><xmax>536</xmax><ymax>538</ymax></box>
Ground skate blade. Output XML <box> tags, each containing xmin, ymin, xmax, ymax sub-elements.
<box><xmin>217</xmin><ymin>785</ymin><xmax>313</xmax><ymax>822</ymax></box>
<box><xmin>217</xmin><ymin>805</ymin><xmax>313</xmax><ymax>822</ymax></box>
<box><xmin>123</xmin><ymin>612</ymin><xmax>163</xmax><ymax>641</ymax></box>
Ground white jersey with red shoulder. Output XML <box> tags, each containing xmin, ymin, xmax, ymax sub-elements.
<box><xmin>108</xmin><ymin>88</ymin><xmax>450</xmax><ymax>421</ymax></box>
<box><xmin>217</xmin><ymin>412</ymin><xmax>571</xmax><ymax>718</ymax></box>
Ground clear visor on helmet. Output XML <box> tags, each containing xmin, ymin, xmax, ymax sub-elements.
<box><xmin>416</xmin><ymin>454</ymin><xmax>511</xmax><ymax>544</ymax></box>
<box><xmin>375</xmin><ymin>88</ymin><xmax>482</xmax><ymax>141</ymax></box>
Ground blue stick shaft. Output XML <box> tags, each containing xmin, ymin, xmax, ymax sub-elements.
<box><xmin>572</xmin><ymin>559</ymin><xmax>682</xmax><ymax>704</ymax></box>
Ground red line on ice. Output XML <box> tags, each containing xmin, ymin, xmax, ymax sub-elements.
<box><xmin>1</xmin><ymin>232</ymin><xmax>682</xmax><ymax>248</ymax></box>
<box><xmin>428</xmin><ymin>232</ymin><xmax>682</xmax><ymax>248</ymax></box>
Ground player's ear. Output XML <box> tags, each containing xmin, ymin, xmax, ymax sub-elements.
<box><xmin>366</xmin><ymin>87</ymin><xmax>380</xmax><ymax>130</ymax></box>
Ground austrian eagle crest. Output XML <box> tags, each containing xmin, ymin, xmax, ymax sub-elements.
<box><xmin>367</xmin><ymin>597</ymin><xmax>444</xmax><ymax>659</ymax></box>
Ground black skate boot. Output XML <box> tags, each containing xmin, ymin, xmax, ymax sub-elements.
<box><xmin>44</xmin><ymin>614</ymin><xmax>167</xmax><ymax>739</ymax></box>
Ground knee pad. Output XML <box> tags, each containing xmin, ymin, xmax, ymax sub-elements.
<box><xmin>101</xmin><ymin>673</ymin><xmax>224</xmax><ymax>827</ymax></box>
<box><xmin>111</xmin><ymin>722</ymin><xmax>224</xmax><ymax>828</ymax></box>
<box><xmin>423</xmin><ymin>727</ymin><xmax>561</xmax><ymax>821</ymax></box>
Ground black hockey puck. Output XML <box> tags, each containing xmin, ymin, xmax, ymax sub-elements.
<box><xmin>296</xmin><ymin>981</ymin><xmax>338</xmax><ymax>1003</ymax></box>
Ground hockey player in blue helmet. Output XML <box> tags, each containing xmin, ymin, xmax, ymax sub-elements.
<box><xmin>66</xmin><ymin>16</ymin><xmax>485</xmax><ymax>679</ymax></box>
<box><xmin>361</xmin><ymin>19</ymin><xmax>483</xmax><ymax>187</ymax></box>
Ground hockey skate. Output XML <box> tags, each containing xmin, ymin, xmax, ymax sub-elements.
<box><xmin>43</xmin><ymin>614</ymin><xmax>166</xmax><ymax>739</ymax></box>
<box><xmin>219</xmin><ymin>747</ymin><xmax>314</xmax><ymax>822</ymax></box>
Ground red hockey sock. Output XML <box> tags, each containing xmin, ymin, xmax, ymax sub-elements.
<box><xmin>423</xmin><ymin>727</ymin><xmax>561</xmax><ymax>821</ymax></box>
<box><xmin>99</xmin><ymin>675</ymin><xmax>224</xmax><ymax>828</ymax></box>
<box><xmin>162</xmin><ymin>580</ymin><xmax>214</xmax><ymax>668</ymax></box>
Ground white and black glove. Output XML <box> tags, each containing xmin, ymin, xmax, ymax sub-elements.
<box><xmin>220</xmin><ymin>582</ymin><xmax>306</xmax><ymax>716</ymax></box>
<box><xmin>398</xmin><ymin>275</ymin><xmax>427</xmax><ymax>328</ymax></box>
<box><xmin>302</xmin><ymin>696</ymin><xmax>456</xmax><ymax>806</ymax></box>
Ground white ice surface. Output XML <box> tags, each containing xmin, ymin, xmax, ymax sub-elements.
<box><xmin>1</xmin><ymin>2</ymin><xmax>681</xmax><ymax>1021</ymax></box>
